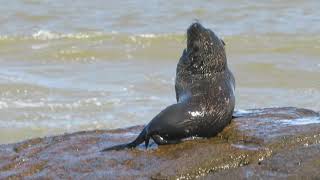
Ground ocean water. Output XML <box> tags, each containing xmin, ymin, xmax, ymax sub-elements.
<box><xmin>0</xmin><ymin>0</ymin><xmax>319</xmax><ymax>144</ymax></box>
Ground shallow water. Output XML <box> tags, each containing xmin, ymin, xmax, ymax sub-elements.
<box><xmin>0</xmin><ymin>0</ymin><xmax>319</xmax><ymax>144</ymax></box>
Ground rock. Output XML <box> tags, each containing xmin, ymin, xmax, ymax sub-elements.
<box><xmin>0</xmin><ymin>107</ymin><xmax>319</xmax><ymax>179</ymax></box>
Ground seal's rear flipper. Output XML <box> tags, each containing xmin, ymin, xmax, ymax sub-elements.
<box><xmin>101</xmin><ymin>127</ymin><xmax>149</xmax><ymax>152</ymax></box>
<box><xmin>101</xmin><ymin>142</ymin><xmax>135</xmax><ymax>151</ymax></box>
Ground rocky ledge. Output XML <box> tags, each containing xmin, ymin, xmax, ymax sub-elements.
<box><xmin>1</xmin><ymin>107</ymin><xmax>320</xmax><ymax>179</ymax></box>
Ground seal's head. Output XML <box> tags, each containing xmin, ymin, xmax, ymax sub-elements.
<box><xmin>183</xmin><ymin>22</ymin><xmax>227</xmax><ymax>73</ymax></box>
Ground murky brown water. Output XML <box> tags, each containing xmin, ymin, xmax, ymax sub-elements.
<box><xmin>0</xmin><ymin>0</ymin><xmax>319</xmax><ymax>144</ymax></box>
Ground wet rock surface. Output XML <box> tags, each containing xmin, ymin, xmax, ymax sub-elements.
<box><xmin>0</xmin><ymin>107</ymin><xmax>320</xmax><ymax>179</ymax></box>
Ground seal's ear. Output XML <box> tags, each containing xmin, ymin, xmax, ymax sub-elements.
<box><xmin>220</xmin><ymin>39</ymin><xmax>226</xmax><ymax>46</ymax></box>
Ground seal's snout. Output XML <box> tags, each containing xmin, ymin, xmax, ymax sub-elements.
<box><xmin>189</xmin><ymin>22</ymin><xmax>201</xmax><ymax>31</ymax></box>
<box><xmin>187</xmin><ymin>23</ymin><xmax>205</xmax><ymax>37</ymax></box>
<box><xmin>187</xmin><ymin>23</ymin><xmax>207</xmax><ymax>52</ymax></box>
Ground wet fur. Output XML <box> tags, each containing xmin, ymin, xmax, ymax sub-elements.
<box><xmin>102</xmin><ymin>23</ymin><xmax>235</xmax><ymax>151</ymax></box>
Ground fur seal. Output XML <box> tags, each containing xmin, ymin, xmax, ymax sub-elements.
<box><xmin>102</xmin><ymin>22</ymin><xmax>235</xmax><ymax>151</ymax></box>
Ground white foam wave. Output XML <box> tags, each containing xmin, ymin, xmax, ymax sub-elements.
<box><xmin>278</xmin><ymin>117</ymin><xmax>320</xmax><ymax>126</ymax></box>
<box><xmin>0</xmin><ymin>97</ymin><xmax>106</xmax><ymax>109</ymax></box>
<box><xmin>32</xmin><ymin>31</ymin><xmax>166</xmax><ymax>41</ymax></box>
<box><xmin>31</xmin><ymin>43</ymin><xmax>49</xmax><ymax>50</ymax></box>
<box><xmin>32</xmin><ymin>30</ymin><xmax>97</xmax><ymax>40</ymax></box>
<box><xmin>233</xmin><ymin>109</ymin><xmax>263</xmax><ymax>116</ymax></box>
<box><xmin>14</xmin><ymin>101</ymin><xmax>45</xmax><ymax>108</ymax></box>
<box><xmin>0</xmin><ymin>101</ymin><xmax>8</xmax><ymax>109</ymax></box>
<box><xmin>0</xmin><ymin>35</ymin><xmax>9</xmax><ymax>40</ymax></box>
<box><xmin>138</xmin><ymin>34</ymin><xmax>157</xmax><ymax>38</ymax></box>
<box><xmin>0</xmin><ymin>31</ymin><xmax>181</xmax><ymax>43</ymax></box>
<box><xmin>32</xmin><ymin>30</ymin><xmax>59</xmax><ymax>40</ymax></box>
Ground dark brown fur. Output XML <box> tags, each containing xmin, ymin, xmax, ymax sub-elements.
<box><xmin>102</xmin><ymin>23</ymin><xmax>235</xmax><ymax>151</ymax></box>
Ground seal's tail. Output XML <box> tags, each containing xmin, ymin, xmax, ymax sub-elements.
<box><xmin>101</xmin><ymin>127</ymin><xmax>149</xmax><ymax>151</ymax></box>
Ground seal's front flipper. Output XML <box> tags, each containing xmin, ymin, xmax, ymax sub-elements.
<box><xmin>145</xmin><ymin>137</ymin><xmax>150</xmax><ymax>149</ymax></box>
<box><xmin>101</xmin><ymin>127</ymin><xmax>149</xmax><ymax>152</ymax></box>
<box><xmin>152</xmin><ymin>135</ymin><xmax>181</xmax><ymax>145</ymax></box>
